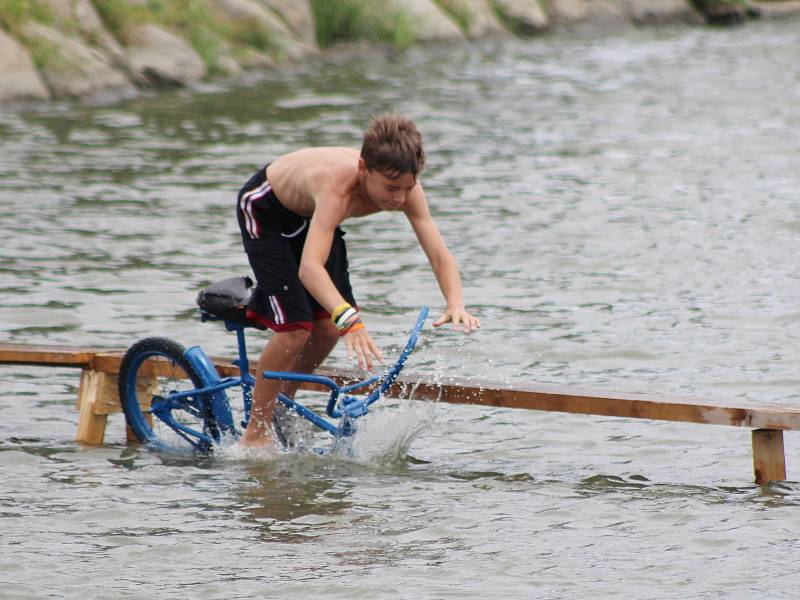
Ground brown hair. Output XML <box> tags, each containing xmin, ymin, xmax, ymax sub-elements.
<box><xmin>360</xmin><ymin>113</ymin><xmax>426</xmax><ymax>177</ymax></box>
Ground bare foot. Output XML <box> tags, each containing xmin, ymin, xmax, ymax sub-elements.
<box><xmin>238</xmin><ymin>430</ymin><xmax>274</xmax><ymax>448</ymax></box>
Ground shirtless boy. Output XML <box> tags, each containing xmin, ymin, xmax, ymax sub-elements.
<box><xmin>236</xmin><ymin>113</ymin><xmax>480</xmax><ymax>447</ymax></box>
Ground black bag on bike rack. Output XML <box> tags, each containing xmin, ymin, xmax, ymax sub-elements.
<box><xmin>196</xmin><ymin>276</ymin><xmax>258</xmax><ymax>326</ymax></box>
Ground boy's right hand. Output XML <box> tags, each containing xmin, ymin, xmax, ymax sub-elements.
<box><xmin>344</xmin><ymin>325</ymin><xmax>384</xmax><ymax>371</ymax></box>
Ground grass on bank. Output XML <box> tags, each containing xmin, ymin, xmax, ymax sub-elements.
<box><xmin>0</xmin><ymin>0</ymin><xmax>52</xmax><ymax>34</ymax></box>
<box><xmin>91</xmin><ymin>0</ymin><xmax>284</xmax><ymax>73</ymax></box>
<box><xmin>432</xmin><ymin>0</ymin><xmax>474</xmax><ymax>34</ymax></box>
<box><xmin>89</xmin><ymin>0</ymin><xmax>150</xmax><ymax>40</ymax></box>
<box><xmin>309</xmin><ymin>0</ymin><xmax>415</xmax><ymax>49</ymax></box>
<box><xmin>0</xmin><ymin>0</ymin><xmax>287</xmax><ymax>76</ymax></box>
<box><xmin>0</xmin><ymin>1</ymin><xmax>61</xmax><ymax>70</ymax></box>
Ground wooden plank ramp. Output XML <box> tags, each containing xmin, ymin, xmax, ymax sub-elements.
<box><xmin>0</xmin><ymin>342</ymin><xmax>794</xmax><ymax>484</ymax></box>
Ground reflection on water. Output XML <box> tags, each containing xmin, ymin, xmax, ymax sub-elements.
<box><xmin>2</xmin><ymin>19</ymin><xmax>800</xmax><ymax>599</ymax></box>
<box><xmin>237</xmin><ymin>464</ymin><xmax>351</xmax><ymax>543</ymax></box>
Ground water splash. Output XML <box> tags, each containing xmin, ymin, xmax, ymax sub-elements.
<box><xmin>336</xmin><ymin>399</ymin><xmax>438</xmax><ymax>464</ymax></box>
<box><xmin>215</xmin><ymin>438</ymin><xmax>284</xmax><ymax>462</ymax></box>
<box><xmin>212</xmin><ymin>396</ymin><xmax>438</xmax><ymax>466</ymax></box>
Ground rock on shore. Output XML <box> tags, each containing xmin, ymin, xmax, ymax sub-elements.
<box><xmin>125</xmin><ymin>24</ymin><xmax>207</xmax><ymax>87</ymax></box>
<box><xmin>494</xmin><ymin>0</ymin><xmax>550</xmax><ymax>34</ymax></box>
<box><xmin>0</xmin><ymin>28</ymin><xmax>49</xmax><ymax>101</ymax></box>
<box><xmin>0</xmin><ymin>0</ymin><xmax>798</xmax><ymax>105</ymax></box>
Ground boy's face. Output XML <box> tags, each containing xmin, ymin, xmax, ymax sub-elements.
<box><xmin>359</xmin><ymin>159</ymin><xmax>417</xmax><ymax>211</ymax></box>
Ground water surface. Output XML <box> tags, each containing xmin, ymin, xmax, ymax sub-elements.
<box><xmin>2</xmin><ymin>20</ymin><xmax>800</xmax><ymax>599</ymax></box>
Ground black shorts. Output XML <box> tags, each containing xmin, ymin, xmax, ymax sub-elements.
<box><xmin>236</xmin><ymin>165</ymin><xmax>356</xmax><ymax>332</ymax></box>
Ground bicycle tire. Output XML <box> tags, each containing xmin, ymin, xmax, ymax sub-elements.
<box><xmin>119</xmin><ymin>337</ymin><xmax>217</xmax><ymax>453</ymax></box>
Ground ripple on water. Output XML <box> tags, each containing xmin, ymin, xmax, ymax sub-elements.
<box><xmin>3</xmin><ymin>19</ymin><xmax>800</xmax><ymax>599</ymax></box>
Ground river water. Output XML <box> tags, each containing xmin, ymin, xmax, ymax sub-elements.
<box><xmin>2</xmin><ymin>19</ymin><xmax>800</xmax><ymax>599</ymax></box>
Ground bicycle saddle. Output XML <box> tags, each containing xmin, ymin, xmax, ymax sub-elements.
<box><xmin>196</xmin><ymin>276</ymin><xmax>264</xmax><ymax>329</ymax></box>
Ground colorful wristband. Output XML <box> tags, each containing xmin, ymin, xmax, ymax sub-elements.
<box><xmin>340</xmin><ymin>320</ymin><xmax>365</xmax><ymax>337</ymax></box>
<box><xmin>335</xmin><ymin>308</ymin><xmax>355</xmax><ymax>328</ymax></box>
<box><xmin>331</xmin><ymin>302</ymin><xmax>353</xmax><ymax>324</ymax></box>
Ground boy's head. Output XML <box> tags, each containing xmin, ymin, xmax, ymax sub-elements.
<box><xmin>359</xmin><ymin>114</ymin><xmax>425</xmax><ymax>211</ymax></box>
<box><xmin>360</xmin><ymin>113</ymin><xmax>426</xmax><ymax>178</ymax></box>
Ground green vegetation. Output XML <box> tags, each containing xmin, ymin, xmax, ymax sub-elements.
<box><xmin>90</xmin><ymin>0</ymin><xmax>151</xmax><ymax>41</ymax></box>
<box><xmin>148</xmin><ymin>0</ymin><xmax>226</xmax><ymax>71</ymax></box>
<box><xmin>0</xmin><ymin>0</ymin><xmax>61</xmax><ymax>70</ymax></box>
<box><xmin>0</xmin><ymin>0</ymin><xmax>52</xmax><ymax>35</ymax></box>
<box><xmin>24</xmin><ymin>34</ymin><xmax>58</xmax><ymax>70</ymax></box>
<box><xmin>392</xmin><ymin>10</ymin><xmax>415</xmax><ymax>49</ymax></box>
<box><xmin>309</xmin><ymin>0</ymin><xmax>372</xmax><ymax>47</ymax></box>
<box><xmin>2</xmin><ymin>0</ymin><xmax>772</xmax><ymax>97</ymax></box>
<box><xmin>308</xmin><ymin>0</ymin><xmax>414</xmax><ymax>49</ymax></box>
<box><xmin>488</xmin><ymin>0</ymin><xmax>514</xmax><ymax>34</ymax></box>
<box><xmin>91</xmin><ymin>0</ymin><xmax>285</xmax><ymax>73</ymax></box>
<box><xmin>433</xmin><ymin>0</ymin><xmax>473</xmax><ymax>34</ymax></box>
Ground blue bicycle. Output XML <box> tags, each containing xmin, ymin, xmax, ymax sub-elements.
<box><xmin>118</xmin><ymin>276</ymin><xmax>428</xmax><ymax>454</ymax></box>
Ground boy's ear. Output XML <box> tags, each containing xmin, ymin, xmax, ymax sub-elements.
<box><xmin>357</xmin><ymin>157</ymin><xmax>367</xmax><ymax>175</ymax></box>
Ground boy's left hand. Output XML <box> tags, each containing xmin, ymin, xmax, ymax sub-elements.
<box><xmin>432</xmin><ymin>308</ymin><xmax>480</xmax><ymax>333</ymax></box>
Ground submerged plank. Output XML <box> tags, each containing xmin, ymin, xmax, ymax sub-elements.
<box><xmin>4</xmin><ymin>343</ymin><xmax>800</xmax><ymax>431</ymax></box>
<box><xmin>0</xmin><ymin>343</ymin><xmax>112</xmax><ymax>367</ymax></box>
<box><xmin>396</xmin><ymin>379</ymin><xmax>800</xmax><ymax>431</ymax></box>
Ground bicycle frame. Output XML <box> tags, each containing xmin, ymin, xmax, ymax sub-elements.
<box><xmin>148</xmin><ymin>306</ymin><xmax>428</xmax><ymax>449</ymax></box>
<box><xmin>265</xmin><ymin>305</ymin><xmax>429</xmax><ymax>437</ymax></box>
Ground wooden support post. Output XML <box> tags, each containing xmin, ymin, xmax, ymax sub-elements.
<box><xmin>75</xmin><ymin>366</ymin><xmax>153</xmax><ymax>446</ymax></box>
<box><xmin>76</xmin><ymin>370</ymin><xmax>111</xmax><ymax>445</ymax></box>
<box><xmin>752</xmin><ymin>428</ymin><xmax>786</xmax><ymax>484</ymax></box>
<box><xmin>76</xmin><ymin>370</ymin><xmax>123</xmax><ymax>445</ymax></box>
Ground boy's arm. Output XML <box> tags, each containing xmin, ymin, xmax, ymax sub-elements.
<box><xmin>299</xmin><ymin>198</ymin><xmax>384</xmax><ymax>369</ymax></box>
<box><xmin>404</xmin><ymin>187</ymin><xmax>480</xmax><ymax>333</ymax></box>
<box><xmin>297</xmin><ymin>206</ymin><xmax>347</xmax><ymax>311</ymax></box>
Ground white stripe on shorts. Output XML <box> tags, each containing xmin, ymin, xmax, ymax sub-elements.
<box><xmin>268</xmin><ymin>295</ymin><xmax>285</xmax><ymax>325</ymax></box>
<box><xmin>240</xmin><ymin>181</ymin><xmax>271</xmax><ymax>239</ymax></box>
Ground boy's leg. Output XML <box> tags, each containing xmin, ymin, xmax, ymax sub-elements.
<box><xmin>240</xmin><ymin>328</ymin><xmax>310</xmax><ymax>447</ymax></box>
<box><xmin>278</xmin><ymin>318</ymin><xmax>340</xmax><ymax>401</ymax></box>
<box><xmin>238</xmin><ymin>221</ymin><xmax>352</xmax><ymax>447</ymax></box>
<box><xmin>240</xmin><ymin>320</ymin><xmax>339</xmax><ymax>447</ymax></box>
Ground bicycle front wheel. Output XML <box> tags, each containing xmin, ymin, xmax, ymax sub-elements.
<box><xmin>119</xmin><ymin>337</ymin><xmax>217</xmax><ymax>453</ymax></box>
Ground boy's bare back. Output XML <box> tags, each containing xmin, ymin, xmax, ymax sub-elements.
<box><xmin>265</xmin><ymin>147</ymin><xmax>377</xmax><ymax>220</ymax></box>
